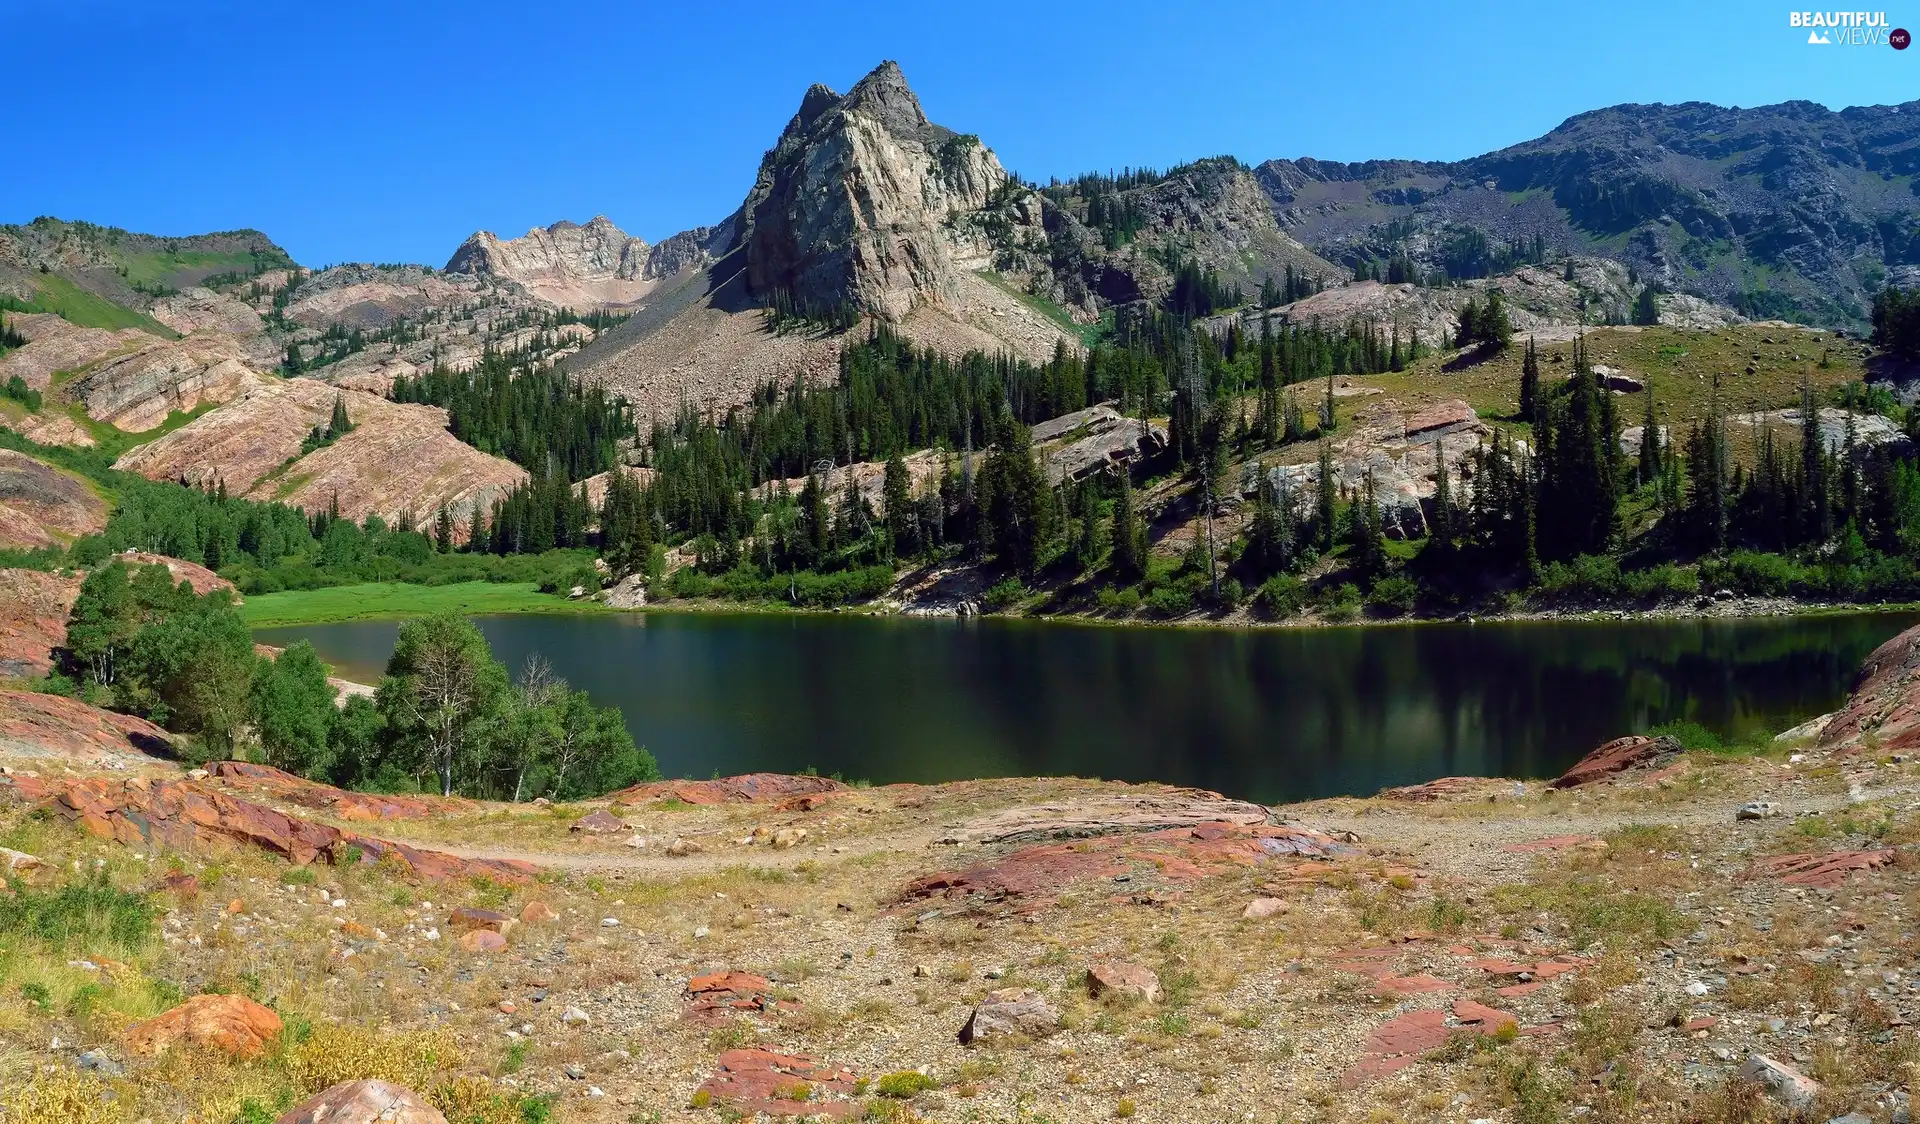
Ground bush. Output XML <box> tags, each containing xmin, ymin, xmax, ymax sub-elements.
<box><xmin>1318</xmin><ymin>582</ymin><xmax>1362</xmax><ymax>621</ymax></box>
<box><xmin>981</xmin><ymin>577</ymin><xmax>1028</xmax><ymax>612</ymax></box>
<box><xmin>1095</xmin><ymin>585</ymin><xmax>1142</xmax><ymax>614</ymax></box>
<box><xmin>1366</xmin><ymin>574</ymin><xmax>1419</xmax><ymax>616</ymax></box>
<box><xmin>874</xmin><ymin>1071</ymin><xmax>937</xmax><ymax>1098</ymax></box>
<box><xmin>1144</xmin><ymin>579</ymin><xmax>1197</xmax><ymax>618</ymax></box>
<box><xmin>1254</xmin><ymin>574</ymin><xmax>1307</xmax><ymax>618</ymax></box>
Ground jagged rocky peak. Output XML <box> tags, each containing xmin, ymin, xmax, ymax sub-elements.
<box><xmin>736</xmin><ymin>59</ymin><xmax>1013</xmax><ymax>321</ymax></box>
<box><xmin>445</xmin><ymin>216</ymin><xmax>648</xmax><ymax>283</ymax></box>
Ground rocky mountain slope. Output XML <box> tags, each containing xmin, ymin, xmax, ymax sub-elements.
<box><xmin>447</xmin><ymin>216</ymin><xmax>658</xmax><ymax>309</ymax></box>
<box><xmin>1257</xmin><ymin>99</ymin><xmax>1920</xmax><ymax>328</ymax></box>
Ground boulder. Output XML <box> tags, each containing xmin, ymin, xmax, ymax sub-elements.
<box><xmin>0</xmin><ymin>690</ymin><xmax>172</xmax><ymax>761</ymax></box>
<box><xmin>1086</xmin><ymin>961</ymin><xmax>1160</xmax><ymax>1004</ymax></box>
<box><xmin>1242</xmin><ymin>897</ymin><xmax>1289</xmax><ymax>919</ymax></box>
<box><xmin>958</xmin><ymin>987</ymin><xmax>1061</xmax><ymax>1044</ymax></box>
<box><xmin>1736</xmin><ymin>801</ymin><xmax>1783</xmax><ymax>820</ymax></box>
<box><xmin>569</xmin><ymin>808</ymin><xmax>627</xmax><ymax>834</ymax></box>
<box><xmin>519</xmin><ymin>901</ymin><xmax>558</xmax><ymax>924</ymax></box>
<box><xmin>446</xmin><ymin>908</ymin><xmax>515</xmax><ymax>935</ymax></box>
<box><xmin>457</xmin><ymin>929</ymin><xmax>506</xmax><ymax>953</ymax></box>
<box><xmin>125</xmin><ymin>994</ymin><xmax>282</xmax><ymax>1059</ymax></box>
<box><xmin>275</xmin><ymin>1079</ymin><xmax>447</xmax><ymax>1124</ymax></box>
<box><xmin>1738</xmin><ymin>1053</ymin><xmax>1822</xmax><ymax>1110</ymax></box>
<box><xmin>1548</xmin><ymin>734</ymin><xmax>1682</xmax><ymax>788</ymax></box>
<box><xmin>0</xmin><ymin>846</ymin><xmax>43</xmax><ymax>874</ymax></box>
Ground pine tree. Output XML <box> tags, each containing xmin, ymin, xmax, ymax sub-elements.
<box><xmin>434</xmin><ymin>505</ymin><xmax>454</xmax><ymax>553</ymax></box>
<box><xmin>1315</xmin><ymin>438</ymin><xmax>1338</xmax><ymax>551</ymax></box>
<box><xmin>1800</xmin><ymin>372</ymin><xmax>1831</xmax><ymax>543</ymax></box>
<box><xmin>1637</xmin><ymin>389</ymin><xmax>1662</xmax><ymax>487</ymax></box>
<box><xmin>1110</xmin><ymin>470</ymin><xmax>1145</xmax><ymax>581</ymax></box>
<box><xmin>1519</xmin><ymin>337</ymin><xmax>1540</xmax><ymax>420</ymax></box>
<box><xmin>329</xmin><ymin>393</ymin><xmax>352</xmax><ymax>438</ymax></box>
<box><xmin>882</xmin><ymin>452</ymin><xmax>912</xmax><ymax>559</ymax></box>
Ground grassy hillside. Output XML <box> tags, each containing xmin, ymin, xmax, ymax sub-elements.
<box><xmin>2</xmin><ymin>275</ymin><xmax>176</xmax><ymax>336</ymax></box>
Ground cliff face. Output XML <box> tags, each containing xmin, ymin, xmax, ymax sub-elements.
<box><xmin>734</xmin><ymin>61</ymin><xmax>1013</xmax><ymax>321</ymax></box>
<box><xmin>445</xmin><ymin>216</ymin><xmax>657</xmax><ymax>308</ymax></box>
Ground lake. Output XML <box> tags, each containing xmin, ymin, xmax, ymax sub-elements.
<box><xmin>253</xmin><ymin>611</ymin><xmax>1916</xmax><ymax>805</ymax></box>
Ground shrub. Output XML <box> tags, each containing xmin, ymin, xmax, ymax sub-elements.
<box><xmin>1254</xmin><ymin>574</ymin><xmax>1306</xmax><ymax>617</ymax></box>
<box><xmin>1143</xmin><ymin>582</ymin><xmax>1195</xmax><ymax>618</ymax></box>
<box><xmin>1366</xmin><ymin>574</ymin><xmax>1419</xmax><ymax>616</ymax></box>
<box><xmin>1094</xmin><ymin>585</ymin><xmax>1142</xmax><ymax>614</ymax></box>
<box><xmin>1319</xmin><ymin>582</ymin><xmax>1362</xmax><ymax>621</ymax></box>
<box><xmin>981</xmin><ymin>577</ymin><xmax>1028</xmax><ymax>612</ymax></box>
<box><xmin>874</xmin><ymin>1071</ymin><xmax>937</xmax><ymax>1098</ymax></box>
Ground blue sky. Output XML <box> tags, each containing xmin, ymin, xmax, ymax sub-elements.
<box><xmin>7</xmin><ymin>0</ymin><xmax>1916</xmax><ymax>266</ymax></box>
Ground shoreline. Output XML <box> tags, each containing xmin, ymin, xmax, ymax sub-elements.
<box><xmin>239</xmin><ymin>577</ymin><xmax>1920</xmax><ymax>631</ymax></box>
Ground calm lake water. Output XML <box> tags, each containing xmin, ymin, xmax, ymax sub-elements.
<box><xmin>252</xmin><ymin>611</ymin><xmax>1917</xmax><ymax>805</ymax></box>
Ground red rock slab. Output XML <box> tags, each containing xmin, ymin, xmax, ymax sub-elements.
<box><xmin>1405</xmin><ymin>399</ymin><xmax>1476</xmax><ymax>437</ymax></box>
<box><xmin>696</xmin><ymin>1048</ymin><xmax>858</xmax><ymax>1118</ymax></box>
<box><xmin>608</xmin><ymin>772</ymin><xmax>847</xmax><ymax>807</ymax></box>
<box><xmin>1496</xmin><ymin>981</ymin><xmax>1544</xmax><ymax>999</ymax></box>
<box><xmin>1454</xmin><ymin>999</ymin><xmax>1518</xmax><ymax>1032</ymax></box>
<box><xmin>683</xmin><ymin>971</ymin><xmax>781</xmax><ymax>1022</ymax></box>
<box><xmin>1338</xmin><ymin>1053</ymin><xmax>1418</xmax><ymax>1087</ymax></box>
<box><xmin>1379</xmin><ymin>776</ymin><xmax>1493</xmax><ymax>802</ymax></box>
<box><xmin>1363</xmin><ymin>1009</ymin><xmax>1450</xmax><ymax>1055</ymax></box>
<box><xmin>0</xmin><ymin>568</ymin><xmax>81</xmax><ymax>679</ymax></box>
<box><xmin>0</xmin><ymin>689</ymin><xmax>172</xmax><ymax>760</ymax></box>
<box><xmin>43</xmin><ymin>776</ymin><xmax>537</xmax><ymax>884</ymax></box>
<box><xmin>1748</xmin><ymin>849</ymin><xmax>1895</xmax><ymax>888</ymax></box>
<box><xmin>1376</xmin><ymin>974</ymin><xmax>1453</xmax><ymax>997</ymax></box>
<box><xmin>1685</xmin><ymin>1016</ymin><xmax>1718</xmax><ymax>1032</ymax></box>
<box><xmin>898</xmin><ymin>821</ymin><xmax>1359</xmax><ymax>907</ymax></box>
<box><xmin>1466</xmin><ymin>958</ymin><xmax>1532</xmax><ymax>976</ymax></box>
<box><xmin>1549</xmin><ymin>735</ymin><xmax>1681</xmax><ymax>788</ymax></box>
<box><xmin>207</xmin><ymin>761</ymin><xmax>455</xmax><ymax>821</ymax></box>
<box><xmin>1820</xmin><ymin>621</ymin><xmax>1920</xmax><ymax>754</ymax></box>
<box><xmin>1501</xmin><ymin>834</ymin><xmax>1600</xmax><ymax>854</ymax></box>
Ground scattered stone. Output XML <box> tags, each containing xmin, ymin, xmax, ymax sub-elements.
<box><xmin>1242</xmin><ymin>897</ymin><xmax>1289</xmax><ymax>919</ymax></box>
<box><xmin>1737</xmin><ymin>801</ymin><xmax>1783</xmax><ymax>820</ymax></box>
<box><xmin>1739</xmin><ymin>1053</ymin><xmax>1822</xmax><ymax>1110</ymax></box>
<box><xmin>958</xmin><ymin>987</ymin><xmax>1062</xmax><ymax>1044</ymax></box>
<box><xmin>125</xmin><ymin>994</ymin><xmax>283</xmax><ymax>1059</ymax></box>
<box><xmin>564</xmin><ymin>1063</ymin><xmax>585</xmax><ymax>1080</ymax></box>
<box><xmin>520</xmin><ymin>901</ymin><xmax>558</xmax><ymax>924</ymax></box>
<box><xmin>1086</xmin><ymin>961</ymin><xmax>1160</xmax><ymax>1004</ymax></box>
<box><xmin>0</xmin><ymin>846</ymin><xmax>44</xmax><ymax>874</ymax></box>
<box><xmin>73</xmin><ymin>1048</ymin><xmax>123</xmax><ymax>1077</ymax></box>
<box><xmin>1454</xmin><ymin>999</ymin><xmax>1518</xmax><ymax>1033</ymax></box>
<box><xmin>1378</xmin><ymin>777</ymin><xmax>1492</xmax><ymax>802</ymax></box>
<box><xmin>274</xmin><ymin>1079</ymin><xmax>448</xmax><ymax>1124</ymax></box>
<box><xmin>771</xmin><ymin>826</ymin><xmax>808</xmax><ymax>849</ymax></box>
<box><xmin>610</xmin><ymin>772</ymin><xmax>848</xmax><ymax>808</ymax></box>
<box><xmin>665</xmin><ymin>839</ymin><xmax>700</xmax><ymax>857</ymax></box>
<box><xmin>561</xmin><ymin>1006</ymin><xmax>590</xmax><ymax>1026</ymax></box>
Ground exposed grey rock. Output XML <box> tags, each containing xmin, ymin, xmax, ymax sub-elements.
<box><xmin>1739</xmin><ymin>1053</ymin><xmax>1822</xmax><ymax>1110</ymax></box>
<box><xmin>958</xmin><ymin>987</ymin><xmax>1061</xmax><ymax>1044</ymax></box>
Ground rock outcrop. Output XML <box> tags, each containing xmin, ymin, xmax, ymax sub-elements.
<box><xmin>0</xmin><ymin>568</ymin><xmax>81</xmax><ymax>678</ymax></box>
<box><xmin>446</xmin><ymin>216</ymin><xmax>656</xmax><ymax>309</ymax></box>
<box><xmin>610</xmin><ymin>772</ymin><xmax>848</xmax><ymax>808</ymax></box>
<box><xmin>1263</xmin><ymin>398</ymin><xmax>1492</xmax><ymax>539</ymax></box>
<box><xmin>1549</xmin><ymin>734</ymin><xmax>1683</xmax><ymax>788</ymax></box>
<box><xmin>44</xmin><ymin>775</ymin><xmax>540</xmax><ymax>884</ymax></box>
<box><xmin>0</xmin><ymin>448</ymin><xmax>109</xmax><ymax>550</ymax></box>
<box><xmin>147</xmin><ymin>286</ymin><xmax>267</xmax><ymax>339</ymax></box>
<box><xmin>0</xmin><ymin>312</ymin><xmax>152</xmax><ymax>393</ymax></box>
<box><xmin>61</xmin><ymin>330</ymin><xmax>266</xmax><ymax>431</ymax></box>
<box><xmin>736</xmin><ymin>60</ymin><xmax>1012</xmax><ymax>321</ymax></box>
<box><xmin>114</xmin><ymin>378</ymin><xmax>526</xmax><ymax>527</ymax></box>
<box><xmin>0</xmin><ymin>690</ymin><xmax>171</xmax><ymax>761</ymax></box>
<box><xmin>1820</xmin><ymin>621</ymin><xmax>1920</xmax><ymax>754</ymax></box>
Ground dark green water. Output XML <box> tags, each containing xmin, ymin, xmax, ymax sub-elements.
<box><xmin>252</xmin><ymin>611</ymin><xmax>1917</xmax><ymax>805</ymax></box>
